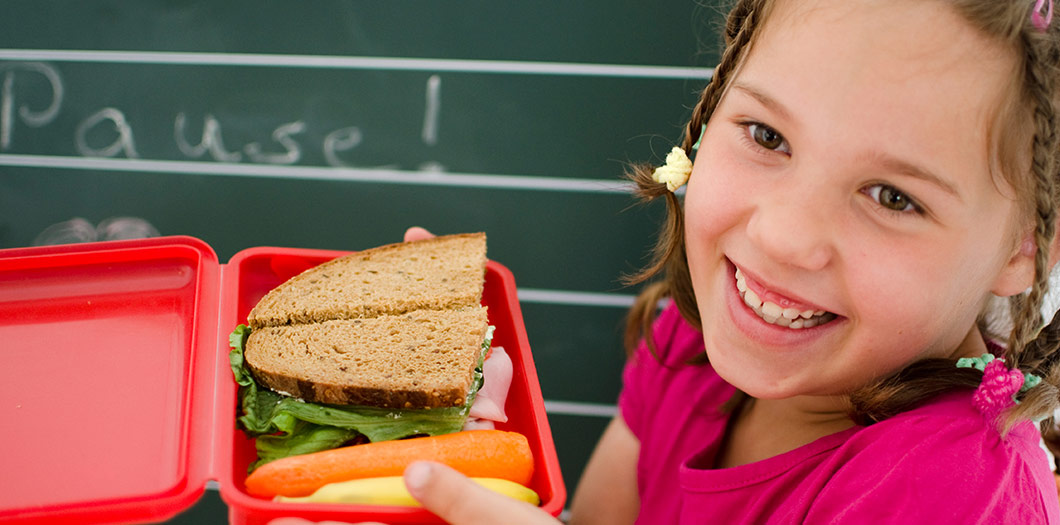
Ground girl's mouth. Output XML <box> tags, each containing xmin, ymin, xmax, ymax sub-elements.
<box><xmin>735</xmin><ymin>268</ymin><xmax>837</xmax><ymax>329</ymax></box>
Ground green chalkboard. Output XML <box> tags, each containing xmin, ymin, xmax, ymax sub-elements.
<box><xmin>0</xmin><ymin>1</ymin><xmax>724</xmax><ymax>520</ymax></box>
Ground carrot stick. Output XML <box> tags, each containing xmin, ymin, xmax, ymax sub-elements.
<box><xmin>244</xmin><ymin>430</ymin><xmax>534</xmax><ymax>498</ymax></box>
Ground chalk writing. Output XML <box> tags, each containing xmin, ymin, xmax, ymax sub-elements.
<box><xmin>75</xmin><ymin>107</ymin><xmax>139</xmax><ymax>158</ymax></box>
<box><xmin>174</xmin><ymin>113</ymin><xmax>242</xmax><ymax>162</ymax></box>
<box><xmin>0</xmin><ymin>62</ymin><xmax>63</xmax><ymax>151</ymax></box>
<box><xmin>0</xmin><ymin>62</ymin><xmax>445</xmax><ymax>171</ymax></box>
<box><xmin>323</xmin><ymin>126</ymin><xmax>363</xmax><ymax>168</ymax></box>
<box><xmin>245</xmin><ymin>121</ymin><xmax>305</xmax><ymax>165</ymax></box>
<box><xmin>33</xmin><ymin>216</ymin><xmax>159</xmax><ymax>246</ymax></box>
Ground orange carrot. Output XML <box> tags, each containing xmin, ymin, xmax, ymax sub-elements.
<box><xmin>245</xmin><ymin>430</ymin><xmax>534</xmax><ymax>498</ymax></box>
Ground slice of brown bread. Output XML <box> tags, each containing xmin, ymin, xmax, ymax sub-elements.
<box><xmin>245</xmin><ymin>308</ymin><xmax>490</xmax><ymax>408</ymax></box>
<box><xmin>247</xmin><ymin>232</ymin><xmax>487</xmax><ymax>329</ymax></box>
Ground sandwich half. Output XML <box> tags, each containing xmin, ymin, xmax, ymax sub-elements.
<box><xmin>230</xmin><ymin>233</ymin><xmax>492</xmax><ymax>469</ymax></box>
<box><xmin>246</xmin><ymin>232</ymin><xmax>487</xmax><ymax>328</ymax></box>
<box><xmin>245</xmin><ymin>308</ymin><xmax>489</xmax><ymax>409</ymax></box>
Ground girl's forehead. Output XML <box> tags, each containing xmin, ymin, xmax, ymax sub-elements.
<box><xmin>756</xmin><ymin>0</ymin><xmax>1013</xmax><ymax>86</ymax></box>
<box><xmin>733</xmin><ymin>0</ymin><xmax>1018</xmax><ymax>182</ymax></box>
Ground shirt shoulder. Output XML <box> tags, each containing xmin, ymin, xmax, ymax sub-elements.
<box><xmin>807</xmin><ymin>392</ymin><xmax>1059</xmax><ymax>523</ymax></box>
<box><xmin>618</xmin><ymin>302</ymin><xmax>719</xmax><ymax>433</ymax></box>
<box><xmin>637</xmin><ymin>301</ymin><xmax>706</xmax><ymax>366</ymax></box>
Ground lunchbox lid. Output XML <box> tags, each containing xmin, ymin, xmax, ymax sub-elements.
<box><xmin>0</xmin><ymin>236</ymin><xmax>223</xmax><ymax>523</ymax></box>
<box><xmin>0</xmin><ymin>235</ymin><xmax>565</xmax><ymax>524</ymax></box>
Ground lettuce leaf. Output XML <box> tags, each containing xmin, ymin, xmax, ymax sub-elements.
<box><xmin>253</xmin><ymin>422</ymin><xmax>360</xmax><ymax>467</ymax></box>
<box><xmin>228</xmin><ymin>324</ymin><xmax>487</xmax><ymax>470</ymax></box>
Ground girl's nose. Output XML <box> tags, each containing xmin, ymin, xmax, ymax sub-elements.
<box><xmin>745</xmin><ymin>183</ymin><xmax>835</xmax><ymax>272</ymax></box>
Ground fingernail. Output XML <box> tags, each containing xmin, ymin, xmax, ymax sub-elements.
<box><xmin>404</xmin><ymin>461</ymin><xmax>432</xmax><ymax>492</ymax></box>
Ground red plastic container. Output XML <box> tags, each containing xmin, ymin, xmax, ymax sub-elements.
<box><xmin>0</xmin><ymin>236</ymin><xmax>565</xmax><ymax>524</ymax></box>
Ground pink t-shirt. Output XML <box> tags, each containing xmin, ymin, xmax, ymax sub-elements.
<box><xmin>619</xmin><ymin>303</ymin><xmax>1060</xmax><ymax>524</ymax></box>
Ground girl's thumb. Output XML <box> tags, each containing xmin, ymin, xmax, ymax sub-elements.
<box><xmin>403</xmin><ymin>461</ymin><xmax>558</xmax><ymax>525</ymax></box>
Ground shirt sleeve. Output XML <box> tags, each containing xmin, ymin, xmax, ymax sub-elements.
<box><xmin>617</xmin><ymin>302</ymin><xmax>682</xmax><ymax>438</ymax></box>
<box><xmin>804</xmin><ymin>414</ymin><xmax>1056</xmax><ymax>524</ymax></box>
<box><xmin>618</xmin><ymin>322</ymin><xmax>658</xmax><ymax>437</ymax></box>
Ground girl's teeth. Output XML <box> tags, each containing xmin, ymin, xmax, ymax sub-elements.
<box><xmin>761</xmin><ymin>302</ymin><xmax>782</xmax><ymax>319</ymax></box>
<box><xmin>734</xmin><ymin>268</ymin><xmax>834</xmax><ymax>329</ymax></box>
<box><xmin>743</xmin><ymin>288</ymin><xmax>762</xmax><ymax>310</ymax></box>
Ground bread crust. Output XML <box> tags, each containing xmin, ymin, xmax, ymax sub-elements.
<box><xmin>246</xmin><ymin>368</ymin><xmax>470</xmax><ymax>408</ymax></box>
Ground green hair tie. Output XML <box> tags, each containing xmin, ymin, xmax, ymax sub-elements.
<box><xmin>1022</xmin><ymin>373</ymin><xmax>1042</xmax><ymax>393</ymax></box>
<box><xmin>955</xmin><ymin>353</ymin><xmax>995</xmax><ymax>372</ymax></box>
<box><xmin>692</xmin><ymin>123</ymin><xmax>706</xmax><ymax>151</ymax></box>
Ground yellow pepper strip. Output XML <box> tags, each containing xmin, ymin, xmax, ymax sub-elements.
<box><xmin>275</xmin><ymin>476</ymin><xmax>540</xmax><ymax>507</ymax></box>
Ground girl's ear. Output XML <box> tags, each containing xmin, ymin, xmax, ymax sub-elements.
<box><xmin>991</xmin><ymin>222</ymin><xmax>1060</xmax><ymax>297</ymax></box>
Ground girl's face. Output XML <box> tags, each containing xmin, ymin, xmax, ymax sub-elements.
<box><xmin>685</xmin><ymin>0</ymin><xmax>1031</xmax><ymax>398</ymax></box>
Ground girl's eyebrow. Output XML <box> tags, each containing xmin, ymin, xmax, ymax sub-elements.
<box><xmin>732</xmin><ymin>81</ymin><xmax>960</xmax><ymax>200</ymax></box>
<box><xmin>731</xmin><ymin>81</ymin><xmax>794</xmax><ymax>123</ymax></box>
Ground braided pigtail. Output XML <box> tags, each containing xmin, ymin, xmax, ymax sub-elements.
<box><xmin>1005</xmin><ymin>17</ymin><xmax>1060</xmax><ymax>431</ymax></box>
<box><xmin>624</xmin><ymin>0</ymin><xmax>774</xmax><ymax>357</ymax></box>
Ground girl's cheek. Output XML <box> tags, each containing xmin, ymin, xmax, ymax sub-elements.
<box><xmin>688</xmin><ymin>155</ymin><xmax>754</xmax><ymax>229</ymax></box>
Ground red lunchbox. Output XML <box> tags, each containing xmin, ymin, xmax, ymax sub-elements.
<box><xmin>0</xmin><ymin>236</ymin><xmax>565</xmax><ymax>524</ymax></box>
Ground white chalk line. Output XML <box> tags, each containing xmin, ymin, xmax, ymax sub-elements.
<box><xmin>0</xmin><ymin>49</ymin><xmax>714</xmax><ymax>79</ymax></box>
<box><xmin>519</xmin><ymin>288</ymin><xmax>635</xmax><ymax>308</ymax></box>
<box><xmin>543</xmin><ymin>400</ymin><xmax>619</xmax><ymax>418</ymax></box>
<box><xmin>0</xmin><ymin>154</ymin><xmax>634</xmax><ymax>193</ymax></box>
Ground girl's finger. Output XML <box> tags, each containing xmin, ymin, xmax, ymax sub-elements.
<box><xmin>403</xmin><ymin>227</ymin><xmax>435</xmax><ymax>242</ymax></box>
<box><xmin>403</xmin><ymin>462</ymin><xmax>559</xmax><ymax>525</ymax></box>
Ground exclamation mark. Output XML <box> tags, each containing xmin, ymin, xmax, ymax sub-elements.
<box><xmin>1</xmin><ymin>72</ymin><xmax>14</xmax><ymax>151</ymax></box>
<box><xmin>422</xmin><ymin>75</ymin><xmax>441</xmax><ymax>146</ymax></box>
<box><xmin>419</xmin><ymin>75</ymin><xmax>444</xmax><ymax>171</ymax></box>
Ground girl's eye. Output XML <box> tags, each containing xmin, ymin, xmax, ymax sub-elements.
<box><xmin>865</xmin><ymin>184</ymin><xmax>919</xmax><ymax>214</ymax></box>
<box><xmin>747</xmin><ymin>123</ymin><xmax>789</xmax><ymax>153</ymax></box>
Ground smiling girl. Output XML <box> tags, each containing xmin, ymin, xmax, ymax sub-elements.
<box><xmin>391</xmin><ymin>0</ymin><xmax>1060</xmax><ymax>523</ymax></box>
<box><xmin>579</xmin><ymin>0</ymin><xmax>1060</xmax><ymax>522</ymax></box>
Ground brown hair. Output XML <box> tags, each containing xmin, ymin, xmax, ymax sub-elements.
<box><xmin>623</xmin><ymin>0</ymin><xmax>1060</xmax><ymax>439</ymax></box>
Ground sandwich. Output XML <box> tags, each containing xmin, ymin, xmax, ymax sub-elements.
<box><xmin>229</xmin><ymin>233</ymin><xmax>496</xmax><ymax>470</ymax></box>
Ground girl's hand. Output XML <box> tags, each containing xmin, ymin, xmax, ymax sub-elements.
<box><xmin>404</xmin><ymin>461</ymin><xmax>562</xmax><ymax>525</ymax></box>
<box><xmin>403</xmin><ymin>226</ymin><xmax>435</xmax><ymax>242</ymax></box>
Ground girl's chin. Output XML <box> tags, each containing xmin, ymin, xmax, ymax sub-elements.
<box><xmin>704</xmin><ymin>342</ymin><xmax>835</xmax><ymax>399</ymax></box>
<box><xmin>708</xmin><ymin>342</ymin><xmax>872</xmax><ymax>401</ymax></box>
<box><xmin>713</xmin><ymin>366</ymin><xmax>800</xmax><ymax>399</ymax></box>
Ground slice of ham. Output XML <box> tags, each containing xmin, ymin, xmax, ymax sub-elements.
<box><xmin>466</xmin><ymin>346</ymin><xmax>513</xmax><ymax>427</ymax></box>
